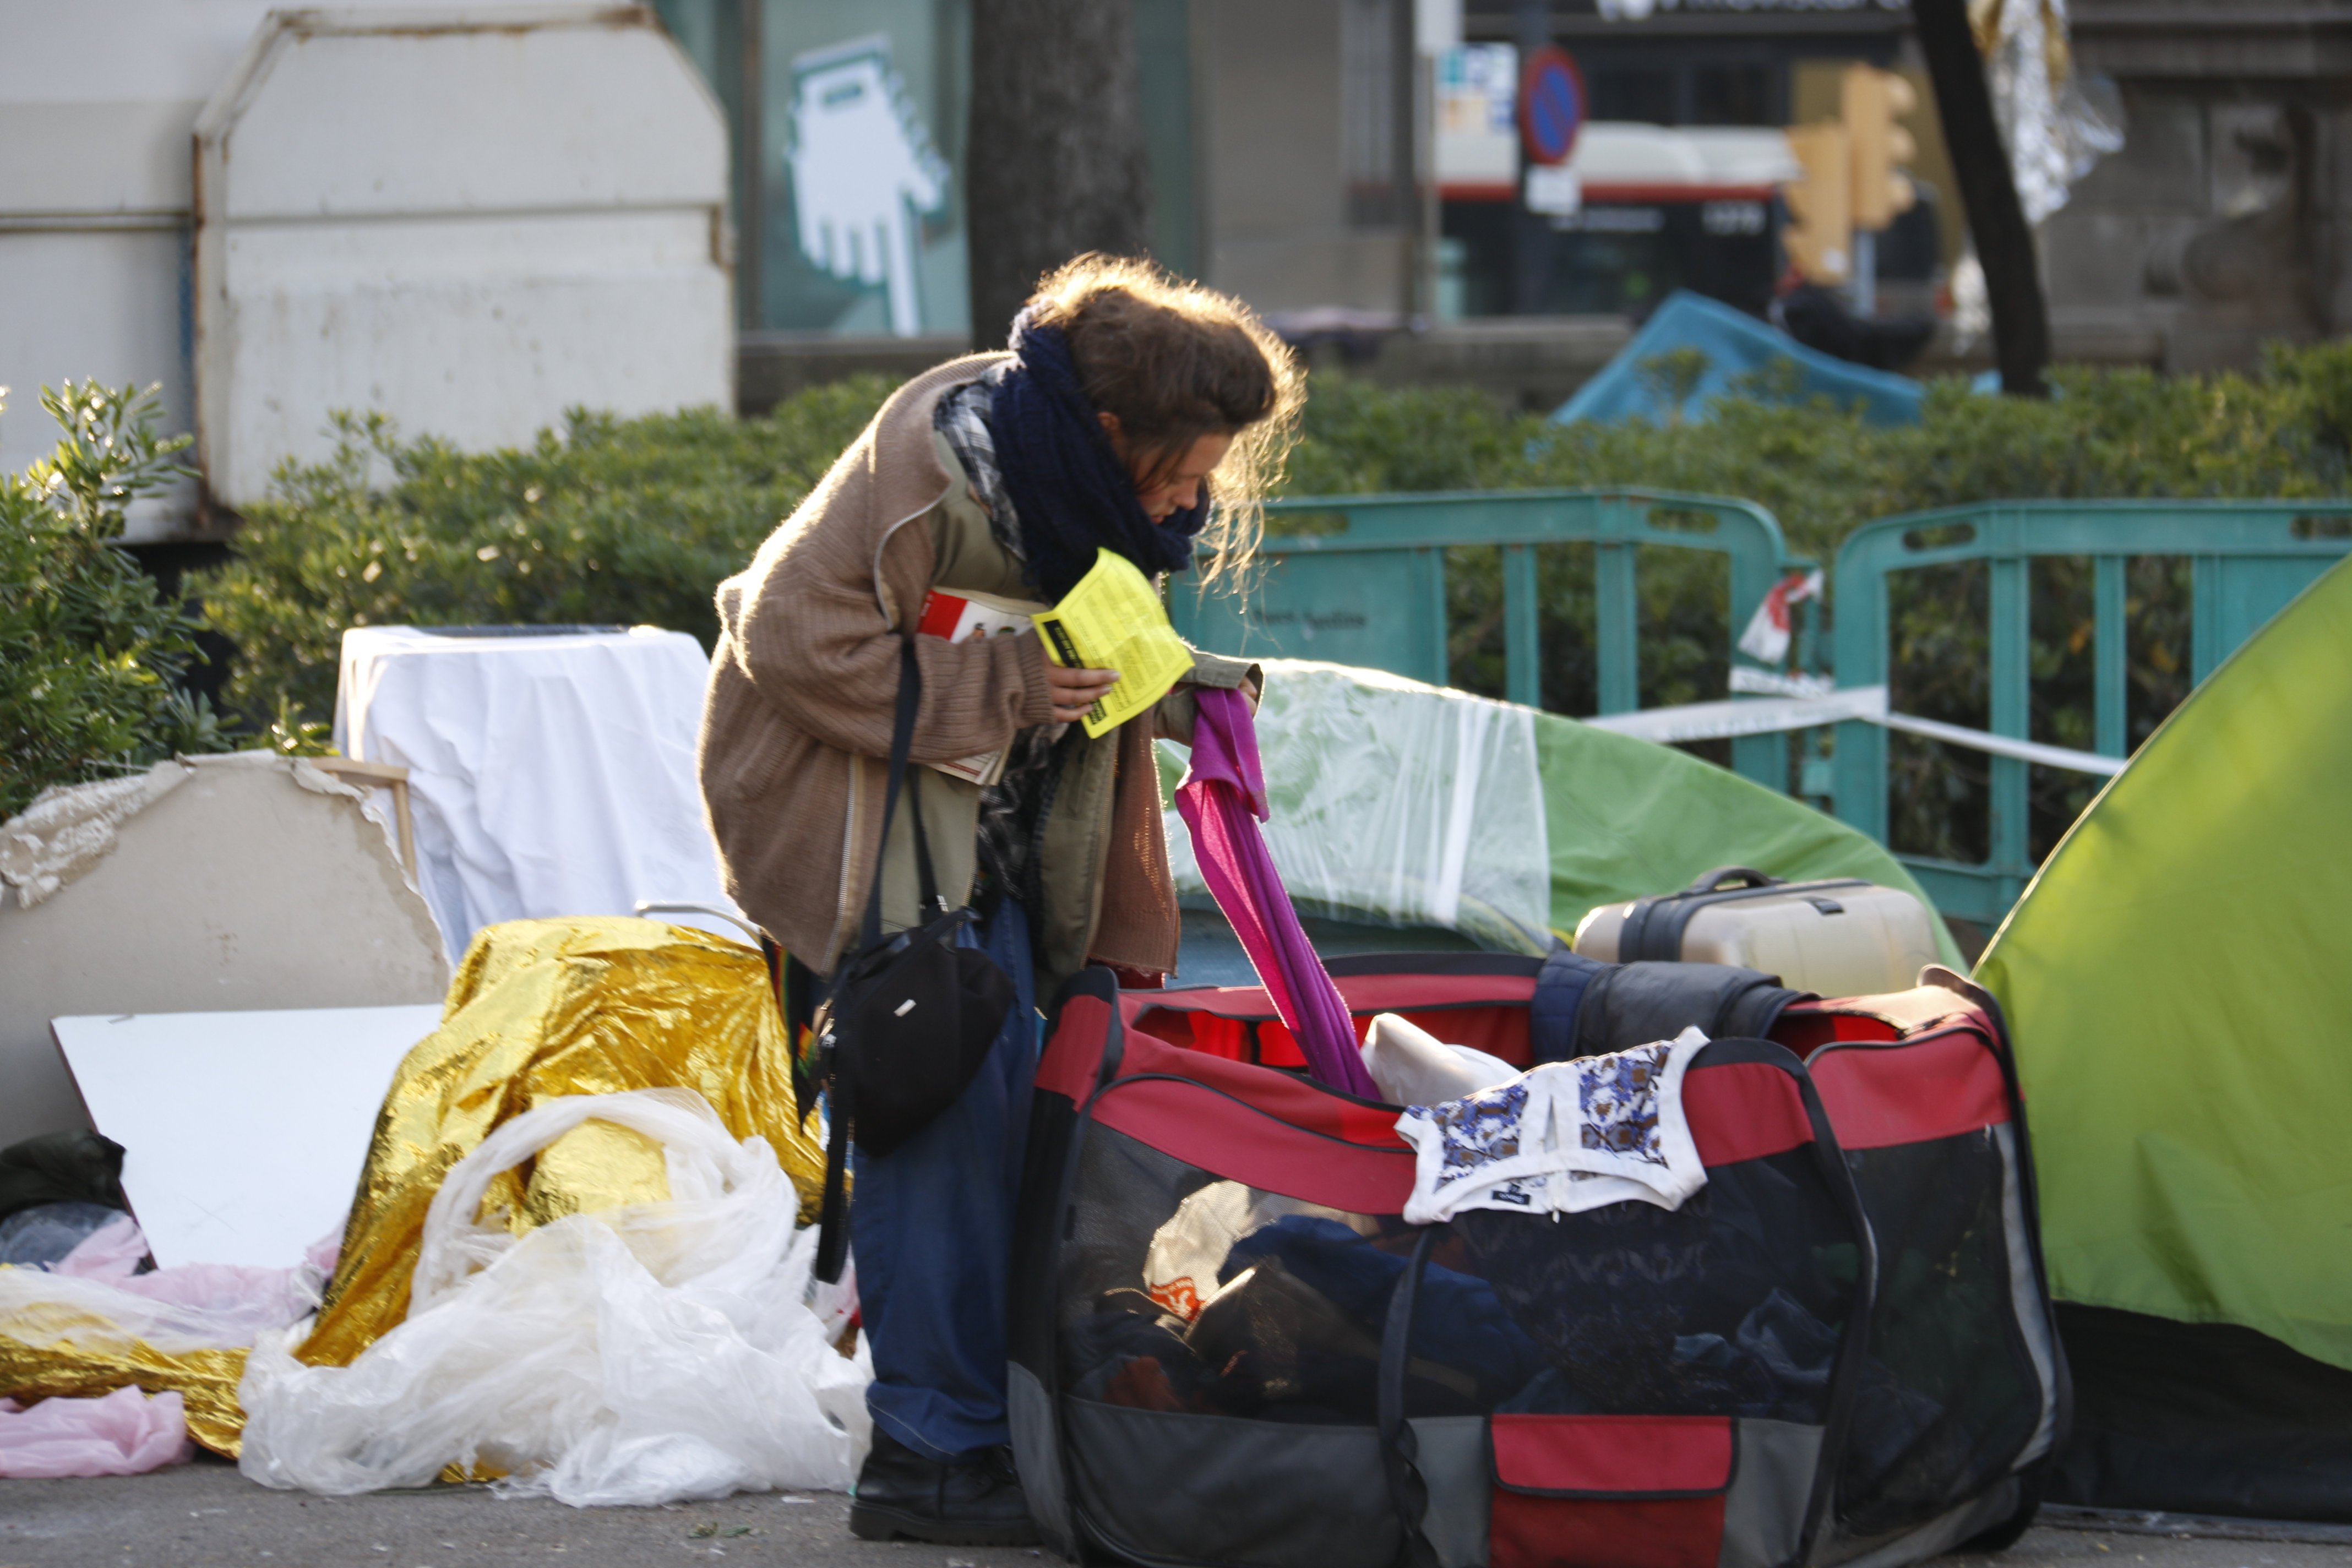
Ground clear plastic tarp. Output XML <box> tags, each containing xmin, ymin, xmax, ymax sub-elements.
<box><xmin>1163</xmin><ymin>660</ymin><xmax>1550</xmax><ymax>954</ymax></box>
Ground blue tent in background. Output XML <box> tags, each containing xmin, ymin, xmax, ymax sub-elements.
<box><xmin>1554</xmin><ymin>290</ymin><xmax>1924</xmax><ymax>428</ymax></box>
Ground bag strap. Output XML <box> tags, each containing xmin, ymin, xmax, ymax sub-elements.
<box><xmin>906</xmin><ymin>767</ymin><xmax>944</xmax><ymax>919</ymax></box>
<box><xmin>1378</xmin><ymin>1227</ymin><xmax>1445</xmax><ymax>1568</ymax></box>
<box><xmin>815</xmin><ymin>639</ymin><xmax>958</xmax><ymax>1286</ymax></box>
<box><xmin>819</xmin><ymin>639</ymin><xmax>930</xmax><ymax>1287</ymax></box>
<box><xmin>859</xmin><ymin>641</ymin><xmax>928</xmax><ymax>951</ymax></box>
<box><xmin>813</xmin><ymin>1065</ymin><xmax>853</xmax><ymax>1284</ymax></box>
<box><xmin>1623</xmin><ymin>866</ymin><xmax>1805</xmax><ymax>962</ymax></box>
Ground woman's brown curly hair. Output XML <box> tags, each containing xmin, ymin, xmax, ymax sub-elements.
<box><xmin>1022</xmin><ymin>253</ymin><xmax>1304</xmax><ymax>593</ymax></box>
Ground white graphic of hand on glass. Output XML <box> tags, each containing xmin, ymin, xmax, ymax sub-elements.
<box><xmin>787</xmin><ymin>37</ymin><xmax>949</xmax><ymax>337</ymax></box>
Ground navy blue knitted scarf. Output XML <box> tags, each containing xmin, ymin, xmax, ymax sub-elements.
<box><xmin>983</xmin><ymin>312</ymin><xmax>1208</xmax><ymax>602</ymax></box>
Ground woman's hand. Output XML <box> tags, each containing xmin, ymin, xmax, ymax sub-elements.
<box><xmin>1046</xmin><ymin>661</ymin><xmax>1120</xmax><ymax>723</ymax></box>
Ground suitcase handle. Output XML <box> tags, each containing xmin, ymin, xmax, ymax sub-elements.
<box><xmin>1681</xmin><ymin>865</ymin><xmax>1784</xmax><ymax>895</ymax></box>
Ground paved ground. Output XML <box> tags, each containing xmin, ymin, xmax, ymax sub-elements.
<box><xmin>6</xmin><ymin>1458</ymin><xmax>2352</xmax><ymax>1568</ymax></box>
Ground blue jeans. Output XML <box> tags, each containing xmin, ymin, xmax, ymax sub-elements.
<box><xmin>847</xmin><ymin>900</ymin><xmax>1039</xmax><ymax>1463</ymax></box>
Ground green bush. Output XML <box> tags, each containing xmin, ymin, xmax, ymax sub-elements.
<box><xmin>1292</xmin><ymin>346</ymin><xmax>2352</xmax><ymax>565</ymax></box>
<box><xmin>195</xmin><ymin>344</ymin><xmax>2352</xmax><ymax>867</ymax></box>
<box><xmin>0</xmin><ymin>383</ymin><xmax>232</xmax><ymax>821</ymax></box>
<box><xmin>197</xmin><ymin>384</ymin><xmax>894</xmax><ymax>729</ymax></box>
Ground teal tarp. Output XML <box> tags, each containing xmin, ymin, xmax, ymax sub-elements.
<box><xmin>1554</xmin><ymin>289</ymin><xmax>1924</xmax><ymax>428</ymax></box>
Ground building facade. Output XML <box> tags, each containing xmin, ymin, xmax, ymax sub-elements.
<box><xmin>2048</xmin><ymin>1</ymin><xmax>2352</xmax><ymax>372</ymax></box>
<box><xmin>705</xmin><ymin>0</ymin><xmax>2352</xmax><ymax>407</ymax></box>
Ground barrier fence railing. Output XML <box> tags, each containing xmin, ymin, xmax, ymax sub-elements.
<box><xmin>1168</xmin><ymin>488</ymin><xmax>1809</xmax><ymax>792</ymax></box>
<box><xmin>1173</xmin><ymin>490</ymin><xmax>2352</xmax><ymax>926</ymax></box>
<box><xmin>1831</xmin><ymin>501</ymin><xmax>2352</xmax><ymax>923</ymax></box>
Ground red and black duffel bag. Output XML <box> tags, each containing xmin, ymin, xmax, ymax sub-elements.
<box><xmin>1007</xmin><ymin>954</ymin><xmax>2064</xmax><ymax>1568</ymax></box>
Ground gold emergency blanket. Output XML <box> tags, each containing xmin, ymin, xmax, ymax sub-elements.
<box><xmin>0</xmin><ymin>1336</ymin><xmax>247</xmax><ymax>1456</ymax></box>
<box><xmin>298</xmin><ymin>916</ymin><xmax>826</xmax><ymax>1369</ymax></box>
<box><xmin>0</xmin><ymin>917</ymin><xmax>819</xmax><ymax>1456</ymax></box>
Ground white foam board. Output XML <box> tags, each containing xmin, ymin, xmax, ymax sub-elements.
<box><xmin>50</xmin><ymin>1004</ymin><xmax>443</xmax><ymax>1270</ymax></box>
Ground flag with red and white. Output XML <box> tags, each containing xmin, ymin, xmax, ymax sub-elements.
<box><xmin>1736</xmin><ymin>569</ymin><xmax>1824</xmax><ymax>666</ymax></box>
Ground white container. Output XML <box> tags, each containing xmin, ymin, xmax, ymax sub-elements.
<box><xmin>1573</xmin><ymin>867</ymin><xmax>1943</xmax><ymax>1000</ymax></box>
<box><xmin>193</xmin><ymin>6</ymin><xmax>732</xmax><ymax>509</ymax></box>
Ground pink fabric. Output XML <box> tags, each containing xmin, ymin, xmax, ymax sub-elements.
<box><xmin>1174</xmin><ymin>687</ymin><xmax>1379</xmax><ymax>1098</ymax></box>
<box><xmin>51</xmin><ymin>1212</ymin><xmax>146</xmax><ymax>1281</ymax></box>
<box><xmin>51</xmin><ymin>1215</ymin><xmax>339</xmax><ymax>1344</ymax></box>
<box><xmin>0</xmin><ymin>1387</ymin><xmax>191</xmax><ymax>1478</ymax></box>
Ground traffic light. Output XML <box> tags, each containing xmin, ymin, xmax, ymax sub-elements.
<box><xmin>1842</xmin><ymin>64</ymin><xmax>1918</xmax><ymax>232</ymax></box>
<box><xmin>1782</xmin><ymin>122</ymin><xmax>1852</xmax><ymax>285</ymax></box>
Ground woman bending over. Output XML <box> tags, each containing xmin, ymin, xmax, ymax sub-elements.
<box><xmin>697</xmin><ymin>254</ymin><xmax>1301</xmax><ymax>1545</ymax></box>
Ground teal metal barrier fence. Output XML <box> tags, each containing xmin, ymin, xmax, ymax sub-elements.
<box><xmin>1831</xmin><ymin>501</ymin><xmax>2352</xmax><ymax>924</ymax></box>
<box><xmin>1168</xmin><ymin>488</ymin><xmax>1808</xmax><ymax>791</ymax></box>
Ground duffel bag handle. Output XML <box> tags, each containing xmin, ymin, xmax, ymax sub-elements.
<box><xmin>1682</xmin><ymin>865</ymin><xmax>1782</xmax><ymax>895</ymax></box>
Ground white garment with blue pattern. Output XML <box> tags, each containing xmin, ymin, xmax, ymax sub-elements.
<box><xmin>1394</xmin><ymin>1026</ymin><xmax>1710</xmax><ymax>1225</ymax></box>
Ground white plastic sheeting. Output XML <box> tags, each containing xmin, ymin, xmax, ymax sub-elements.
<box><xmin>237</xmin><ymin>1090</ymin><xmax>871</xmax><ymax>1505</ymax></box>
<box><xmin>0</xmin><ymin>1215</ymin><xmax>334</xmax><ymax>1357</ymax></box>
<box><xmin>335</xmin><ymin>627</ymin><xmax>737</xmax><ymax>961</ymax></box>
<box><xmin>1163</xmin><ymin>660</ymin><xmax>1551</xmax><ymax>954</ymax></box>
<box><xmin>1977</xmin><ymin>0</ymin><xmax>2122</xmax><ymax>228</ymax></box>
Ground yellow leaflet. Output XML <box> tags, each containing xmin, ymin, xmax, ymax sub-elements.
<box><xmin>1032</xmin><ymin>549</ymin><xmax>1194</xmax><ymax>738</ymax></box>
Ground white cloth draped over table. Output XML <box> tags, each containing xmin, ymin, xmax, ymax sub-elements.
<box><xmin>335</xmin><ymin>627</ymin><xmax>739</xmax><ymax>961</ymax></box>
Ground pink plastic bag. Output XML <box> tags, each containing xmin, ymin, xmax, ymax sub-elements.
<box><xmin>50</xmin><ymin>1211</ymin><xmax>148</xmax><ymax>1280</ymax></box>
<box><xmin>41</xmin><ymin>1213</ymin><xmax>336</xmax><ymax>1344</ymax></box>
<box><xmin>0</xmin><ymin>1387</ymin><xmax>191</xmax><ymax>1478</ymax></box>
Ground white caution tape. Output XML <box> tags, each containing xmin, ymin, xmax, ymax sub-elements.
<box><xmin>1872</xmin><ymin>709</ymin><xmax>2125</xmax><ymax>777</ymax></box>
<box><xmin>1581</xmin><ymin>684</ymin><xmax>2125</xmax><ymax>777</ymax></box>
<box><xmin>1582</xmin><ymin>688</ymin><xmax>1890</xmax><ymax>744</ymax></box>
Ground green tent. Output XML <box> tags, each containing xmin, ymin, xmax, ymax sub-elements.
<box><xmin>1977</xmin><ymin>554</ymin><xmax>2352</xmax><ymax>1520</ymax></box>
<box><xmin>1527</xmin><ymin>705</ymin><xmax>1954</xmax><ymax>955</ymax></box>
<box><xmin>1165</xmin><ymin>659</ymin><xmax>1959</xmax><ymax>975</ymax></box>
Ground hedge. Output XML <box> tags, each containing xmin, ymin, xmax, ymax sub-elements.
<box><xmin>186</xmin><ymin>344</ymin><xmax>2352</xmax><ymax>865</ymax></box>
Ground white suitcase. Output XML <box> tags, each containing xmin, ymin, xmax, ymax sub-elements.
<box><xmin>1572</xmin><ymin>866</ymin><xmax>1943</xmax><ymax>1000</ymax></box>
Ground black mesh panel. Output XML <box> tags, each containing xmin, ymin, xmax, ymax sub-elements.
<box><xmin>1058</xmin><ymin>1126</ymin><xmax>1428</xmax><ymax>1425</ymax></box>
<box><xmin>1438</xmin><ymin>1149</ymin><xmax>1862</xmax><ymax>1423</ymax></box>
<box><xmin>1831</xmin><ymin>1128</ymin><xmax>2040</xmax><ymax>1540</ymax></box>
<box><xmin>1058</xmin><ymin>1128</ymin><xmax>1863</xmax><ymax>1431</ymax></box>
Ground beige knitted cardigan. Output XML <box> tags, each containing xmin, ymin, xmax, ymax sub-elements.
<box><xmin>695</xmin><ymin>355</ymin><xmax>1188</xmax><ymax>979</ymax></box>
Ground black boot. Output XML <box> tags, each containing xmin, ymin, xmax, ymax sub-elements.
<box><xmin>848</xmin><ymin>1429</ymin><xmax>1039</xmax><ymax>1547</ymax></box>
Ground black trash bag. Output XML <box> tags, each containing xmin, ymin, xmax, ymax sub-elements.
<box><xmin>0</xmin><ymin>1130</ymin><xmax>129</xmax><ymax>1224</ymax></box>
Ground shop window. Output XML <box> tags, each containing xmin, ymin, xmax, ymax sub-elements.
<box><xmin>652</xmin><ymin>0</ymin><xmax>1195</xmax><ymax>337</ymax></box>
<box><xmin>1692</xmin><ymin>63</ymin><xmax>1774</xmax><ymax>126</ymax></box>
<box><xmin>1589</xmin><ymin>67</ymin><xmax>1674</xmax><ymax>124</ymax></box>
<box><xmin>759</xmin><ymin>2</ymin><xmax>967</xmax><ymax>337</ymax></box>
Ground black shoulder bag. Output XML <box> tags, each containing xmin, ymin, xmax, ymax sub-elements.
<box><xmin>810</xmin><ymin>640</ymin><xmax>1016</xmax><ymax>1283</ymax></box>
